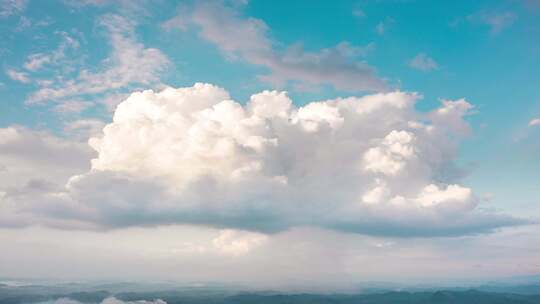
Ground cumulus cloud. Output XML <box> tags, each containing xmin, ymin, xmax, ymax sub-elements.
<box><xmin>529</xmin><ymin>117</ymin><xmax>540</xmax><ymax>126</ymax></box>
<box><xmin>408</xmin><ymin>53</ymin><xmax>439</xmax><ymax>72</ymax></box>
<box><xmin>0</xmin><ymin>126</ymin><xmax>93</xmax><ymax>184</ymax></box>
<box><xmin>0</xmin><ymin>126</ymin><xmax>94</xmax><ymax>228</ymax></box>
<box><xmin>163</xmin><ymin>1</ymin><xmax>385</xmax><ymax>92</ymax></box>
<box><xmin>0</xmin><ymin>83</ymin><xmax>525</xmax><ymax>236</ymax></box>
<box><xmin>27</xmin><ymin>14</ymin><xmax>170</xmax><ymax>105</ymax></box>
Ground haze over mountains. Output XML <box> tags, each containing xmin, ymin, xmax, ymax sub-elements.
<box><xmin>2</xmin><ymin>280</ymin><xmax>540</xmax><ymax>304</ymax></box>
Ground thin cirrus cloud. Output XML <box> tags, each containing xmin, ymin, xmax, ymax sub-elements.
<box><xmin>0</xmin><ymin>83</ymin><xmax>527</xmax><ymax>236</ymax></box>
<box><xmin>163</xmin><ymin>1</ymin><xmax>386</xmax><ymax>92</ymax></box>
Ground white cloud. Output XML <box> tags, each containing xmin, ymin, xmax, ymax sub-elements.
<box><xmin>38</xmin><ymin>298</ymin><xmax>83</xmax><ymax>304</ymax></box>
<box><xmin>102</xmin><ymin>298</ymin><xmax>166</xmax><ymax>304</ymax></box>
<box><xmin>24</xmin><ymin>54</ymin><xmax>52</xmax><ymax>71</ymax></box>
<box><xmin>0</xmin><ymin>127</ymin><xmax>93</xmax><ymax>186</ymax></box>
<box><xmin>0</xmin><ymin>126</ymin><xmax>94</xmax><ymax>228</ymax></box>
<box><xmin>213</xmin><ymin>229</ymin><xmax>268</xmax><ymax>256</ymax></box>
<box><xmin>375</xmin><ymin>17</ymin><xmax>394</xmax><ymax>35</ymax></box>
<box><xmin>414</xmin><ymin>184</ymin><xmax>472</xmax><ymax>208</ymax></box>
<box><xmin>468</xmin><ymin>11</ymin><xmax>517</xmax><ymax>34</ymax></box>
<box><xmin>163</xmin><ymin>2</ymin><xmax>385</xmax><ymax>92</ymax></box>
<box><xmin>529</xmin><ymin>117</ymin><xmax>540</xmax><ymax>126</ymax></box>
<box><xmin>6</xmin><ymin>68</ymin><xmax>30</xmax><ymax>83</ymax></box>
<box><xmin>408</xmin><ymin>53</ymin><xmax>439</xmax><ymax>72</ymax></box>
<box><xmin>363</xmin><ymin>130</ymin><xmax>416</xmax><ymax>175</ymax></box>
<box><xmin>482</xmin><ymin>12</ymin><xmax>516</xmax><ymax>34</ymax></box>
<box><xmin>38</xmin><ymin>297</ymin><xmax>166</xmax><ymax>304</ymax></box>
<box><xmin>64</xmin><ymin>119</ymin><xmax>106</xmax><ymax>140</ymax></box>
<box><xmin>0</xmin><ymin>0</ymin><xmax>26</xmax><ymax>18</ymax></box>
<box><xmin>27</xmin><ymin>14</ymin><xmax>170</xmax><ymax>104</ymax></box>
<box><xmin>53</xmin><ymin>100</ymin><xmax>93</xmax><ymax>114</ymax></box>
<box><xmin>63</xmin><ymin>0</ymin><xmax>109</xmax><ymax>6</ymax></box>
<box><xmin>0</xmin><ymin>83</ymin><xmax>524</xmax><ymax>236</ymax></box>
<box><xmin>23</xmin><ymin>31</ymin><xmax>80</xmax><ymax>72</ymax></box>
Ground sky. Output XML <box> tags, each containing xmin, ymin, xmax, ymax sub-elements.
<box><xmin>0</xmin><ymin>0</ymin><xmax>539</xmax><ymax>290</ymax></box>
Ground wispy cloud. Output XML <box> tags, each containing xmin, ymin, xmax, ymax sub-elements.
<box><xmin>5</xmin><ymin>68</ymin><xmax>30</xmax><ymax>83</ymax></box>
<box><xmin>163</xmin><ymin>2</ymin><xmax>386</xmax><ymax>92</ymax></box>
<box><xmin>63</xmin><ymin>118</ymin><xmax>106</xmax><ymax>140</ymax></box>
<box><xmin>53</xmin><ymin>100</ymin><xmax>93</xmax><ymax>114</ymax></box>
<box><xmin>23</xmin><ymin>31</ymin><xmax>80</xmax><ymax>72</ymax></box>
<box><xmin>37</xmin><ymin>297</ymin><xmax>166</xmax><ymax>304</ymax></box>
<box><xmin>0</xmin><ymin>0</ymin><xmax>26</xmax><ymax>18</ymax></box>
<box><xmin>352</xmin><ymin>8</ymin><xmax>366</xmax><ymax>18</ymax></box>
<box><xmin>529</xmin><ymin>117</ymin><xmax>540</xmax><ymax>127</ymax></box>
<box><xmin>468</xmin><ymin>11</ymin><xmax>517</xmax><ymax>34</ymax></box>
<box><xmin>26</xmin><ymin>14</ymin><xmax>170</xmax><ymax>106</ymax></box>
<box><xmin>375</xmin><ymin>17</ymin><xmax>394</xmax><ymax>35</ymax></box>
<box><xmin>408</xmin><ymin>53</ymin><xmax>439</xmax><ymax>72</ymax></box>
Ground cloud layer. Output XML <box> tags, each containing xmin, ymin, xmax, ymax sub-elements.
<box><xmin>0</xmin><ymin>83</ymin><xmax>524</xmax><ymax>236</ymax></box>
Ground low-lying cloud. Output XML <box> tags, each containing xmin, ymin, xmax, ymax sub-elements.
<box><xmin>38</xmin><ymin>297</ymin><xmax>166</xmax><ymax>304</ymax></box>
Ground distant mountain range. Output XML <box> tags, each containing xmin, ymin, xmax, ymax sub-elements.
<box><xmin>2</xmin><ymin>281</ymin><xmax>540</xmax><ymax>304</ymax></box>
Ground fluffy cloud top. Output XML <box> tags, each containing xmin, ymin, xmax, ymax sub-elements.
<box><xmin>0</xmin><ymin>84</ymin><xmax>525</xmax><ymax>236</ymax></box>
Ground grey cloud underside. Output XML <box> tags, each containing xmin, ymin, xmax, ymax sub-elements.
<box><xmin>4</xmin><ymin>170</ymin><xmax>524</xmax><ymax>237</ymax></box>
<box><xmin>66</xmin><ymin>172</ymin><xmax>527</xmax><ymax>237</ymax></box>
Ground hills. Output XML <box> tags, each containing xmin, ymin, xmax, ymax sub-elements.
<box><xmin>2</xmin><ymin>282</ymin><xmax>540</xmax><ymax>304</ymax></box>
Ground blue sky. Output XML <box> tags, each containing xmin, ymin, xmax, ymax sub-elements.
<box><xmin>0</xmin><ymin>0</ymin><xmax>539</xmax><ymax>286</ymax></box>
<box><xmin>2</xmin><ymin>0</ymin><xmax>539</xmax><ymax>212</ymax></box>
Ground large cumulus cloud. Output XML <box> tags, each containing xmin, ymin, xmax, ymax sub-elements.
<box><xmin>0</xmin><ymin>84</ymin><xmax>526</xmax><ymax>236</ymax></box>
